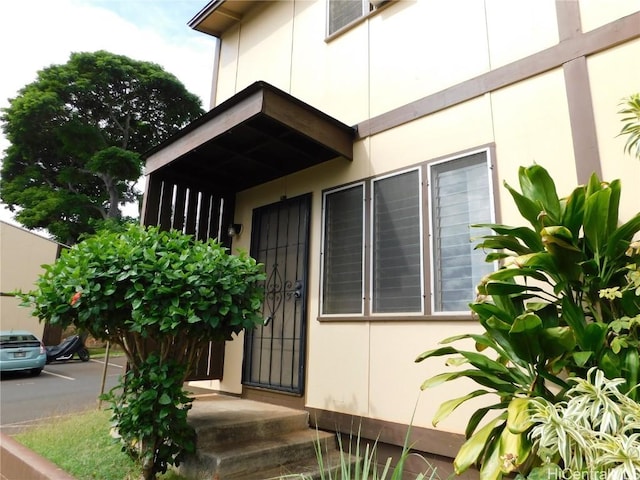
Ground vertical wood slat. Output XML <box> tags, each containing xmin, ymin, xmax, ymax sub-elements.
<box><xmin>197</xmin><ymin>193</ymin><xmax>212</xmax><ymax>241</ymax></box>
<box><xmin>184</xmin><ymin>189</ymin><xmax>199</xmax><ymax>235</ymax></box>
<box><xmin>141</xmin><ymin>175</ymin><xmax>162</xmax><ymax>226</ymax></box>
<box><xmin>159</xmin><ymin>181</ymin><xmax>174</xmax><ymax>230</ymax></box>
<box><xmin>172</xmin><ymin>184</ymin><xmax>187</xmax><ymax>232</ymax></box>
<box><xmin>208</xmin><ymin>196</ymin><xmax>222</xmax><ymax>241</ymax></box>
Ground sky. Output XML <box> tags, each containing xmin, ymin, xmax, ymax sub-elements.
<box><xmin>0</xmin><ymin>0</ymin><xmax>217</xmax><ymax>227</ymax></box>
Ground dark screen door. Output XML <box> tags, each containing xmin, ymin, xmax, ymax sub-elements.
<box><xmin>243</xmin><ymin>194</ymin><xmax>310</xmax><ymax>395</ymax></box>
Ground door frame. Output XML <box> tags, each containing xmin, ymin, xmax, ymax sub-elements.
<box><xmin>241</xmin><ymin>194</ymin><xmax>311</xmax><ymax>408</ymax></box>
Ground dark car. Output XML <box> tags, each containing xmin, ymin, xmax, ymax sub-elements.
<box><xmin>0</xmin><ymin>330</ymin><xmax>47</xmax><ymax>376</ymax></box>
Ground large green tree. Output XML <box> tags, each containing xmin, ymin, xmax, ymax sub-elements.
<box><xmin>0</xmin><ymin>50</ymin><xmax>204</xmax><ymax>244</ymax></box>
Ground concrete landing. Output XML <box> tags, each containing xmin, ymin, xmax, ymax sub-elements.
<box><xmin>177</xmin><ymin>394</ymin><xmax>346</xmax><ymax>480</ymax></box>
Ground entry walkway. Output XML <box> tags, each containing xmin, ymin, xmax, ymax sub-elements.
<box><xmin>179</xmin><ymin>393</ymin><xmax>344</xmax><ymax>480</ymax></box>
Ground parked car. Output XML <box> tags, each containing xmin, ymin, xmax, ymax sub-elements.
<box><xmin>0</xmin><ymin>330</ymin><xmax>47</xmax><ymax>376</ymax></box>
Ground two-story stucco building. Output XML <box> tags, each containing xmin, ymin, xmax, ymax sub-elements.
<box><xmin>141</xmin><ymin>0</ymin><xmax>640</xmax><ymax>473</ymax></box>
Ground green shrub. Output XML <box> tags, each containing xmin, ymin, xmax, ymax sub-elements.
<box><xmin>20</xmin><ymin>224</ymin><xmax>265</xmax><ymax>479</ymax></box>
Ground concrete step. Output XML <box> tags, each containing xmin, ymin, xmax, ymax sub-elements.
<box><xmin>178</xmin><ymin>429</ymin><xmax>336</xmax><ymax>480</ymax></box>
<box><xmin>177</xmin><ymin>396</ymin><xmax>357</xmax><ymax>479</ymax></box>
<box><xmin>188</xmin><ymin>400</ymin><xmax>310</xmax><ymax>450</ymax></box>
<box><xmin>230</xmin><ymin>449</ymin><xmax>354</xmax><ymax>480</ymax></box>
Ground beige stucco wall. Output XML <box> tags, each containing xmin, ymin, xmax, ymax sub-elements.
<box><xmin>579</xmin><ymin>0</ymin><xmax>640</xmax><ymax>32</ymax></box>
<box><xmin>205</xmin><ymin>0</ymin><xmax>640</xmax><ymax>434</ymax></box>
<box><xmin>587</xmin><ymin>39</ymin><xmax>640</xmax><ymax>222</ymax></box>
<box><xmin>0</xmin><ymin>222</ymin><xmax>59</xmax><ymax>336</ymax></box>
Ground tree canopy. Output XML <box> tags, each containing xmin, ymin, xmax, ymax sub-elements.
<box><xmin>0</xmin><ymin>50</ymin><xmax>204</xmax><ymax>243</ymax></box>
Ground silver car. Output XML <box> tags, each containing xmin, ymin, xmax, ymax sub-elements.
<box><xmin>0</xmin><ymin>330</ymin><xmax>47</xmax><ymax>376</ymax></box>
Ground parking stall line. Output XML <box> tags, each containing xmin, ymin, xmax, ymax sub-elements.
<box><xmin>41</xmin><ymin>370</ymin><xmax>75</xmax><ymax>381</ymax></box>
<box><xmin>90</xmin><ymin>359</ymin><xmax>124</xmax><ymax>369</ymax></box>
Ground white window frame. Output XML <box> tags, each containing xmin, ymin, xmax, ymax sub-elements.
<box><xmin>320</xmin><ymin>182</ymin><xmax>366</xmax><ymax>317</ymax></box>
<box><xmin>369</xmin><ymin>167</ymin><xmax>425</xmax><ymax>317</ymax></box>
<box><xmin>427</xmin><ymin>149</ymin><xmax>496</xmax><ymax>315</ymax></box>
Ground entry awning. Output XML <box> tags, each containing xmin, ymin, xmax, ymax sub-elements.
<box><xmin>144</xmin><ymin>81</ymin><xmax>355</xmax><ymax>195</ymax></box>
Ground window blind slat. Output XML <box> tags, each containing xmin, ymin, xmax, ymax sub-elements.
<box><xmin>431</xmin><ymin>153</ymin><xmax>493</xmax><ymax>312</ymax></box>
<box><xmin>373</xmin><ymin>170</ymin><xmax>422</xmax><ymax>313</ymax></box>
<box><xmin>322</xmin><ymin>185</ymin><xmax>364</xmax><ymax>314</ymax></box>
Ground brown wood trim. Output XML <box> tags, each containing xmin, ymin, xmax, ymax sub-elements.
<box><xmin>306</xmin><ymin>407</ymin><xmax>466</xmax><ymax>460</ymax></box>
<box><xmin>317</xmin><ymin>313</ymin><xmax>474</xmax><ymax>322</ymax></box>
<box><xmin>356</xmin><ymin>11</ymin><xmax>640</xmax><ymax>139</ymax></box>
<box><xmin>556</xmin><ymin>0</ymin><xmax>582</xmax><ymax>41</ymax></box>
<box><xmin>262</xmin><ymin>88</ymin><xmax>354</xmax><ymax>160</ymax></box>
<box><xmin>563</xmin><ymin>57</ymin><xmax>602</xmax><ymax>183</ymax></box>
<box><xmin>145</xmin><ymin>90</ymin><xmax>264</xmax><ymax>174</ymax></box>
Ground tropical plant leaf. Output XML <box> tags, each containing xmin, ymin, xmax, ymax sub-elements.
<box><xmin>539</xmin><ymin>326</ymin><xmax>576</xmax><ymax>358</ymax></box>
<box><xmin>484</xmin><ymin>267</ymin><xmax>549</xmax><ymax>284</ymax></box>
<box><xmin>518</xmin><ymin>165</ymin><xmax>562</xmax><ymax>223</ymax></box>
<box><xmin>507</xmin><ymin>397</ymin><xmax>533</xmax><ymax>434</ymax></box>
<box><xmin>485</xmin><ymin>281</ymin><xmax>546</xmax><ymax>296</ymax></box>
<box><xmin>454</xmin><ymin>415</ymin><xmax>505</xmax><ymax>475</ymax></box>
<box><xmin>605</xmin><ymin>212</ymin><xmax>640</xmax><ymax>259</ymax></box>
<box><xmin>421</xmin><ymin>369</ymin><xmax>518</xmax><ymax>393</ymax></box>
<box><xmin>475</xmin><ymin>236</ymin><xmax>533</xmax><ymax>256</ymax></box>
<box><xmin>606</xmin><ymin>179</ymin><xmax>621</xmax><ymax>238</ymax></box>
<box><xmin>465</xmin><ymin>402</ymin><xmax>510</xmax><ymax>439</ymax></box>
<box><xmin>432</xmin><ymin>390</ymin><xmax>491</xmax><ymax>426</ymax></box>
<box><xmin>560</xmin><ymin>186</ymin><xmax>586</xmax><ymax>239</ymax></box>
<box><xmin>583</xmin><ymin>188</ymin><xmax>612</xmax><ymax>256</ymax></box>
<box><xmin>473</xmin><ymin>224</ymin><xmax>544</xmax><ymax>251</ymax></box>
<box><xmin>498</xmin><ymin>424</ymin><xmax>532</xmax><ymax>474</ymax></box>
<box><xmin>415</xmin><ymin>346</ymin><xmax>459</xmax><ymax>363</ymax></box>
<box><xmin>510</xmin><ymin>313</ymin><xmax>542</xmax><ymax>334</ymax></box>
<box><xmin>504</xmin><ymin>181</ymin><xmax>544</xmax><ymax>232</ymax></box>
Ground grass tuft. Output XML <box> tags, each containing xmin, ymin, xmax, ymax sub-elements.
<box><xmin>14</xmin><ymin>409</ymin><xmax>187</xmax><ymax>480</ymax></box>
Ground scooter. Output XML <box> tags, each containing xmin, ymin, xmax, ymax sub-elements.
<box><xmin>46</xmin><ymin>333</ymin><xmax>90</xmax><ymax>364</ymax></box>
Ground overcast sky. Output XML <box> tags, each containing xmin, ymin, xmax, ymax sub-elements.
<box><xmin>0</xmin><ymin>0</ymin><xmax>217</xmax><ymax>226</ymax></box>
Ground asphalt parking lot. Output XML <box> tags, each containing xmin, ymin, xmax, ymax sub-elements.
<box><xmin>0</xmin><ymin>355</ymin><xmax>127</xmax><ymax>433</ymax></box>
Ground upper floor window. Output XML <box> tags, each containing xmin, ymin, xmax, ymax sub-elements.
<box><xmin>320</xmin><ymin>149</ymin><xmax>495</xmax><ymax>318</ymax></box>
<box><xmin>327</xmin><ymin>0</ymin><xmax>390</xmax><ymax>36</ymax></box>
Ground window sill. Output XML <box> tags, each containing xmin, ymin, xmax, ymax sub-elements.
<box><xmin>325</xmin><ymin>1</ymin><xmax>395</xmax><ymax>43</ymax></box>
<box><xmin>316</xmin><ymin>313</ymin><xmax>475</xmax><ymax>322</ymax></box>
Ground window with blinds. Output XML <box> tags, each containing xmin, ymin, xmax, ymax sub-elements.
<box><xmin>429</xmin><ymin>153</ymin><xmax>494</xmax><ymax>312</ymax></box>
<box><xmin>372</xmin><ymin>169</ymin><xmax>423</xmax><ymax>313</ymax></box>
<box><xmin>320</xmin><ymin>148</ymin><xmax>494</xmax><ymax>318</ymax></box>
<box><xmin>321</xmin><ymin>184</ymin><xmax>364</xmax><ymax>315</ymax></box>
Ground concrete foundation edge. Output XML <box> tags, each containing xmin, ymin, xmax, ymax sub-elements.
<box><xmin>0</xmin><ymin>432</ymin><xmax>76</xmax><ymax>480</ymax></box>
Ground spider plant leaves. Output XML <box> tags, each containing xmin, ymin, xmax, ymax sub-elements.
<box><xmin>431</xmin><ymin>389</ymin><xmax>491</xmax><ymax>427</ymax></box>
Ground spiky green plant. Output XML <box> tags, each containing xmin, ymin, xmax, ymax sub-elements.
<box><xmin>416</xmin><ymin>165</ymin><xmax>640</xmax><ymax>479</ymax></box>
